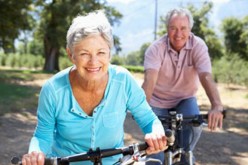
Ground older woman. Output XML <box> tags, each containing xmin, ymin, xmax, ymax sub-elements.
<box><xmin>22</xmin><ymin>10</ymin><xmax>167</xmax><ymax>165</ymax></box>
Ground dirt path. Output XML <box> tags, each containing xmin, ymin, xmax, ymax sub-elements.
<box><xmin>0</xmin><ymin>74</ymin><xmax>248</xmax><ymax>165</ymax></box>
<box><xmin>0</xmin><ymin>110</ymin><xmax>36</xmax><ymax>165</ymax></box>
<box><xmin>1</xmin><ymin>110</ymin><xmax>247</xmax><ymax>165</ymax></box>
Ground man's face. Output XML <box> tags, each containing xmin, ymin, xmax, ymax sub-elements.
<box><xmin>168</xmin><ymin>14</ymin><xmax>191</xmax><ymax>52</ymax></box>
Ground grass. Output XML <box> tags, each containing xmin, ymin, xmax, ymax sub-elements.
<box><xmin>0</xmin><ymin>69</ymin><xmax>53</xmax><ymax>115</ymax></box>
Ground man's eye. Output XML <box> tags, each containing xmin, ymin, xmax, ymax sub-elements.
<box><xmin>81</xmin><ymin>53</ymin><xmax>89</xmax><ymax>56</ymax></box>
<box><xmin>181</xmin><ymin>27</ymin><xmax>187</xmax><ymax>31</ymax></box>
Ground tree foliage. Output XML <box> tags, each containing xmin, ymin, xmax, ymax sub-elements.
<box><xmin>139</xmin><ymin>42</ymin><xmax>150</xmax><ymax>65</ymax></box>
<box><xmin>111</xmin><ymin>55</ymin><xmax>124</xmax><ymax>65</ymax></box>
<box><xmin>125</xmin><ymin>42</ymin><xmax>150</xmax><ymax>66</ymax></box>
<box><xmin>221</xmin><ymin>16</ymin><xmax>248</xmax><ymax>60</ymax></box>
<box><xmin>188</xmin><ymin>2</ymin><xmax>224</xmax><ymax>60</ymax></box>
<box><xmin>33</xmin><ymin>0</ymin><xmax>122</xmax><ymax>71</ymax></box>
<box><xmin>0</xmin><ymin>0</ymin><xmax>34</xmax><ymax>53</ymax></box>
<box><xmin>125</xmin><ymin>51</ymin><xmax>140</xmax><ymax>66</ymax></box>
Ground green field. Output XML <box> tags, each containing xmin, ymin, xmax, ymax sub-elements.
<box><xmin>0</xmin><ymin>69</ymin><xmax>52</xmax><ymax>115</ymax></box>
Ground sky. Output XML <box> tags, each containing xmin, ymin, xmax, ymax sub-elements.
<box><xmin>106</xmin><ymin>0</ymin><xmax>248</xmax><ymax>55</ymax></box>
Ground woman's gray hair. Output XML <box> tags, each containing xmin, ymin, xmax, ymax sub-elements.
<box><xmin>66</xmin><ymin>10</ymin><xmax>113</xmax><ymax>51</ymax></box>
<box><xmin>165</xmin><ymin>8</ymin><xmax>194</xmax><ymax>30</ymax></box>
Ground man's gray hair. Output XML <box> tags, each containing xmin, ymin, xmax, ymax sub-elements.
<box><xmin>165</xmin><ymin>8</ymin><xmax>194</xmax><ymax>30</ymax></box>
<box><xmin>66</xmin><ymin>10</ymin><xmax>113</xmax><ymax>51</ymax></box>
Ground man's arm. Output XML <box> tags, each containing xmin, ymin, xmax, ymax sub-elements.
<box><xmin>199</xmin><ymin>72</ymin><xmax>224</xmax><ymax>131</ymax></box>
<box><xmin>142</xmin><ymin>69</ymin><xmax>159</xmax><ymax>103</ymax></box>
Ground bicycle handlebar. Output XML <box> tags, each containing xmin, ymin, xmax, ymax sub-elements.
<box><xmin>11</xmin><ymin>142</ymin><xmax>149</xmax><ymax>165</ymax></box>
<box><xmin>158</xmin><ymin>110</ymin><xmax>226</xmax><ymax>126</ymax></box>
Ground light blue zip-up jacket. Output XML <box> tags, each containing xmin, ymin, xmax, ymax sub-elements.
<box><xmin>29</xmin><ymin>65</ymin><xmax>161</xmax><ymax>164</ymax></box>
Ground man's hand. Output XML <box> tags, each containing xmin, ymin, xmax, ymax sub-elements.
<box><xmin>208</xmin><ymin>109</ymin><xmax>223</xmax><ymax>131</ymax></box>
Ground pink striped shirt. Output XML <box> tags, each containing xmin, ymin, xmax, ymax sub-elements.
<box><xmin>144</xmin><ymin>33</ymin><xmax>211</xmax><ymax>108</ymax></box>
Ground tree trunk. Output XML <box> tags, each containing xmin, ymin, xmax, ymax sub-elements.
<box><xmin>43</xmin><ymin>47</ymin><xmax>59</xmax><ymax>71</ymax></box>
<box><xmin>43</xmin><ymin>36</ymin><xmax>59</xmax><ymax>71</ymax></box>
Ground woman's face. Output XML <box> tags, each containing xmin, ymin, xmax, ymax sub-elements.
<box><xmin>69</xmin><ymin>34</ymin><xmax>111</xmax><ymax>82</ymax></box>
<box><xmin>168</xmin><ymin>14</ymin><xmax>191</xmax><ymax>52</ymax></box>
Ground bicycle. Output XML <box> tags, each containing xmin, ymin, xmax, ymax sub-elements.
<box><xmin>11</xmin><ymin>141</ymin><xmax>160</xmax><ymax>165</ymax></box>
<box><xmin>156</xmin><ymin>109</ymin><xmax>226</xmax><ymax>165</ymax></box>
<box><xmin>11</xmin><ymin>110</ymin><xmax>225</xmax><ymax>165</ymax></box>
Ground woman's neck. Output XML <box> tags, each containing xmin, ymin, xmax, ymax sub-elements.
<box><xmin>70</xmin><ymin>70</ymin><xmax>108</xmax><ymax>92</ymax></box>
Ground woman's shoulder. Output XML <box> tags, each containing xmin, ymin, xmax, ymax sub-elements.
<box><xmin>43</xmin><ymin>67</ymin><xmax>71</xmax><ymax>91</ymax></box>
<box><xmin>109</xmin><ymin>65</ymin><xmax>132</xmax><ymax>81</ymax></box>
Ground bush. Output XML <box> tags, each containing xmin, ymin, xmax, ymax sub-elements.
<box><xmin>111</xmin><ymin>55</ymin><xmax>124</xmax><ymax>65</ymax></box>
<box><xmin>0</xmin><ymin>53</ymin><xmax>44</xmax><ymax>69</ymax></box>
<box><xmin>213</xmin><ymin>55</ymin><xmax>248</xmax><ymax>87</ymax></box>
<box><xmin>122</xmin><ymin>65</ymin><xmax>144</xmax><ymax>73</ymax></box>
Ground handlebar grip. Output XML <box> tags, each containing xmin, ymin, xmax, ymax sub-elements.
<box><xmin>137</xmin><ymin>142</ymin><xmax>148</xmax><ymax>151</ymax></box>
<box><xmin>200</xmin><ymin>110</ymin><xmax>226</xmax><ymax>120</ymax></box>
<box><xmin>11</xmin><ymin>156</ymin><xmax>57</xmax><ymax>165</ymax></box>
<box><xmin>137</xmin><ymin>130</ymin><xmax>175</xmax><ymax>151</ymax></box>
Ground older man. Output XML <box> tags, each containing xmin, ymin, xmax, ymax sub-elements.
<box><xmin>142</xmin><ymin>8</ymin><xmax>223</xmax><ymax>165</ymax></box>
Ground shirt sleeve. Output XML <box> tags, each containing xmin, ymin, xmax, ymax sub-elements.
<box><xmin>192</xmin><ymin>38</ymin><xmax>212</xmax><ymax>73</ymax></box>
<box><xmin>144</xmin><ymin>42</ymin><xmax>165</xmax><ymax>71</ymax></box>
<box><xmin>29</xmin><ymin>81</ymin><xmax>56</xmax><ymax>154</ymax></box>
<box><xmin>124</xmin><ymin>71</ymin><xmax>162</xmax><ymax>134</ymax></box>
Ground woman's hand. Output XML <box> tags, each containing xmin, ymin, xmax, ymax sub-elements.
<box><xmin>22</xmin><ymin>151</ymin><xmax>45</xmax><ymax>165</ymax></box>
<box><xmin>144</xmin><ymin>133</ymin><xmax>167</xmax><ymax>155</ymax></box>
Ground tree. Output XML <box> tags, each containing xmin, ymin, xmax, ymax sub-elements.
<box><xmin>221</xmin><ymin>17</ymin><xmax>248</xmax><ymax>60</ymax></box>
<box><xmin>111</xmin><ymin>55</ymin><xmax>124</xmax><ymax>65</ymax></box>
<box><xmin>0</xmin><ymin>0</ymin><xmax>34</xmax><ymax>53</ymax></box>
<box><xmin>139</xmin><ymin>42</ymin><xmax>150</xmax><ymax>65</ymax></box>
<box><xmin>188</xmin><ymin>2</ymin><xmax>224</xmax><ymax>60</ymax></box>
<box><xmin>125</xmin><ymin>51</ymin><xmax>140</xmax><ymax>66</ymax></box>
<box><xmin>28</xmin><ymin>39</ymin><xmax>44</xmax><ymax>55</ymax></box>
<box><xmin>34</xmin><ymin>0</ymin><xmax>122</xmax><ymax>71</ymax></box>
<box><xmin>125</xmin><ymin>42</ymin><xmax>150</xmax><ymax>66</ymax></box>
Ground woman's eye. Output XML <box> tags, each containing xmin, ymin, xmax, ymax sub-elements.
<box><xmin>98</xmin><ymin>52</ymin><xmax>106</xmax><ymax>55</ymax></box>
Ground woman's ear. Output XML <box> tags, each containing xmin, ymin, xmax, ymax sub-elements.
<box><xmin>66</xmin><ymin>48</ymin><xmax>74</xmax><ymax>63</ymax></box>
